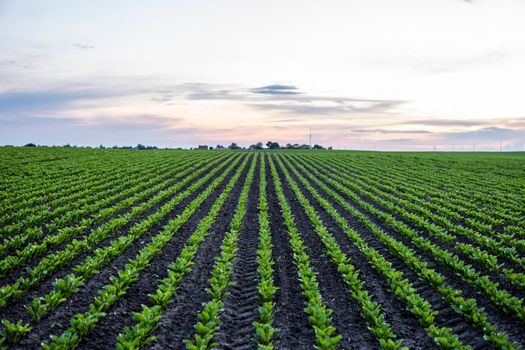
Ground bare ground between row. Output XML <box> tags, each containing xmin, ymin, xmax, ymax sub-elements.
<box><xmin>6</xmin><ymin>156</ymin><xmax>243</xmax><ymax>349</ymax></box>
<box><xmin>294</xmin><ymin>156</ymin><xmax>525</xmax><ymax>348</ymax></box>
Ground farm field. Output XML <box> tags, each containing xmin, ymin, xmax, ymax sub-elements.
<box><xmin>0</xmin><ymin>147</ymin><xmax>524</xmax><ymax>349</ymax></box>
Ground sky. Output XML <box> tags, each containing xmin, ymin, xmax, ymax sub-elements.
<box><xmin>1</xmin><ymin>0</ymin><xmax>525</xmax><ymax>150</ymax></box>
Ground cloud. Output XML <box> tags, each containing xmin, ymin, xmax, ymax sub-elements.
<box><xmin>0</xmin><ymin>90</ymin><xmax>99</xmax><ymax>114</ymax></box>
<box><xmin>351</xmin><ymin>128</ymin><xmax>431</xmax><ymax>134</ymax></box>
<box><xmin>0</xmin><ymin>113</ymin><xmax>185</xmax><ymax>147</ymax></box>
<box><xmin>186</xmin><ymin>89</ymin><xmax>245</xmax><ymax>101</ymax></box>
<box><xmin>151</xmin><ymin>82</ymin><xmax>403</xmax><ymax>103</ymax></box>
<box><xmin>251</xmin><ymin>103</ymin><xmax>348</xmax><ymax>115</ymax></box>
<box><xmin>402</xmin><ymin>119</ymin><xmax>485</xmax><ymax>127</ymax></box>
<box><xmin>505</xmin><ymin>118</ymin><xmax>525</xmax><ymax>128</ymax></box>
<box><xmin>0</xmin><ymin>115</ymin><xmax>80</xmax><ymax>126</ymax></box>
<box><xmin>251</xmin><ymin>84</ymin><xmax>300</xmax><ymax>95</ymax></box>
<box><xmin>400</xmin><ymin>117</ymin><xmax>525</xmax><ymax>130</ymax></box>
<box><xmin>83</xmin><ymin>114</ymin><xmax>182</xmax><ymax>130</ymax></box>
<box><xmin>0</xmin><ymin>88</ymin><xmax>127</xmax><ymax>115</ymax></box>
<box><xmin>441</xmin><ymin>127</ymin><xmax>525</xmax><ymax>143</ymax></box>
<box><xmin>0</xmin><ymin>113</ymin><xmax>181</xmax><ymax>129</ymax></box>
<box><xmin>151</xmin><ymin>83</ymin><xmax>247</xmax><ymax>102</ymax></box>
<box><xmin>252</xmin><ymin>99</ymin><xmax>405</xmax><ymax>116</ymax></box>
<box><xmin>73</xmin><ymin>43</ymin><xmax>95</xmax><ymax>49</ymax></box>
<box><xmin>150</xmin><ymin>83</ymin><xmax>406</xmax><ymax>118</ymax></box>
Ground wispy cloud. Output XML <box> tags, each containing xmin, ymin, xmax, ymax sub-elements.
<box><xmin>251</xmin><ymin>84</ymin><xmax>300</xmax><ymax>95</ymax></box>
<box><xmin>351</xmin><ymin>128</ymin><xmax>431</xmax><ymax>134</ymax></box>
<box><xmin>73</xmin><ymin>43</ymin><xmax>95</xmax><ymax>49</ymax></box>
<box><xmin>0</xmin><ymin>88</ymin><xmax>128</xmax><ymax>115</ymax></box>
<box><xmin>150</xmin><ymin>83</ymin><xmax>406</xmax><ymax>118</ymax></box>
<box><xmin>401</xmin><ymin>119</ymin><xmax>485</xmax><ymax>127</ymax></box>
<box><xmin>0</xmin><ymin>113</ymin><xmax>185</xmax><ymax>146</ymax></box>
<box><xmin>400</xmin><ymin>117</ymin><xmax>525</xmax><ymax>130</ymax></box>
<box><xmin>0</xmin><ymin>90</ymin><xmax>100</xmax><ymax>114</ymax></box>
<box><xmin>1</xmin><ymin>81</ymin><xmax>523</xmax><ymax>150</ymax></box>
<box><xmin>441</xmin><ymin>127</ymin><xmax>525</xmax><ymax>143</ymax></box>
<box><xmin>252</xmin><ymin>99</ymin><xmax>404</xmax><ymax>116</ymax></box>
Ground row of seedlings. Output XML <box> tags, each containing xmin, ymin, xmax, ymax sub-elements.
<box><xmin>0</xmin><ymin>153</ymin><xmax>234</xmax><ymax>310</ymax></box>
<box><xmin>304</xmin><ymin>155</ymin><xmax>525</xmax><ymax>288</ymax></box>
<box><xmin>276</xmin><ymin>155</ymin><xmax>467</xmax><ymax>349</ymax></box>
<box><xmin>0</xmin><ymin>151</ymin><xmax>184</xmax><ymax>225</ymax></box>
<box><xmin>0</xmin><ymin>152</ymin><xmax>190</xmax><ymax>237</ymax></box>
<box><xmin>328</xmin><ymin>155</ymin><xmax>525</xmax><ymax>255</ymax></box>
<box><xmin>252</xmin><ymin>153</ymin><xmax>279</xmax><ymax>349</ymax></box>
<box><xmin>40</xmin><ymin>155</ymin><xmax>250</xmax><ymax>349</ymax></box>
<box><xmin>16</xmin><ymin>153</ymin><xmax>242</xmax><ymax>328</ymax></box>
<box><xmin>341</xmin><ymin>153</ymin><xmax>524</xmax><ymax>232</ymax></box>
<box><xmin>0</xmin><ymin>153</ymin><xmax>204</xmax><ymax>255</ymax></box>
<box><xmin>289</xmin><ymin>154</ymin><xmax>517</xmax><ymax>349</ymax></box>
<box><xmin>0</xmin><ymin>154</ymin><xmax>241</xmax><ymax>345</ymax></box>
<box><xmin>298</xmin><ymin>155</ymin><xmax>525</xmax><ymax>325</ymax></box>
<box><xmin>268</xmin><ymin>155</ymin><xmax>342</xmax><ymax>350</ymax></box>
<box><xmin>0</xmin><ymin>154</ymin><xmax>218</xmax><ymax>277</ymax></box>
<box><xmin>183</xmin><ymin>154</ymin><xmax>257</xmax><ymax>349</ymax></box>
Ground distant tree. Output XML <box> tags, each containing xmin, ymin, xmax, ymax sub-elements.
<box><xmin>313</xmin><ymin>144</ymin><xmax>324</xmax><ymax>150</ymax></box>
<box><xmin>99</xmin><ymin>144</ymin><xmax>105</xmax><ymax>149</ymax></box>
<box><xmin>209</xmin><ymin>146</ymin><xmax>213</xmax><ymax>150</ymax></box>
<box><xmin>328</xmin><ymin>146</ymin><xmax>333</xmax><ymax>150</ymax></box>
<box><xmin>228</xmin><ymin>142</ymin><xmax>241</xmax><ymax>150</ymax></box>
<box><xmin>24</xmin><ymin>143</ymin><xmax>37</xmax><ymax>147</ymax></box>
<box><xmin>266</xmin><ymin>141</ymin><xmax>280</xmax><ymax>149</ymax></box>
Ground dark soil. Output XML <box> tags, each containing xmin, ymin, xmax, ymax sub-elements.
<box><xmin>323</xmin><ymin>158</ymin><xmax>525</xmax><ymax>276</ymax></box>
<box><xmin>277</xmin><ymin>156</ymin><xmax>437</xmax><ymax>350</ymax></box>
<box><xmin>0</xmin><ymin>157</ymin><xmax>214</xmax><ymax>287</ymax></box>
<box><xmin>2</xmin><ymin>151</ymin><xmax>523</xmax><ymax>350</ymax></box>
<box><xmin>264</xmin><ymin>156</ymin><xmax>317</xmax><ymax>350</ymax></box>
<box><xmin>150</xmin><ymin>155</ymin><xmax>253</xmax><ymax>350</ymax></box>
<box><xmin>6</xmin><ymin>155</ymin><xmax>244</xmax><ymax>349</ymax></box>
<box><xmin>296</xmin><ymin>156</ymin><xmax>525</xmax><ymax>348</ymax></box>
<box><xmin>215</xmin><ymin>156</ymin><xmax>261</xmax><ymax>349</ymax></box>
<box><xmin>0</xmin><ymin>156</ymin><xmax>173</xmax><ymax>246</ymax></box>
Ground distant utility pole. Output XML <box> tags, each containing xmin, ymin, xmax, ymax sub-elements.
<box><xmin>433</xmin><ymin>145</ymin><xmax>436</xmax><ymax>152</ymax></box>
<box><xmin>500</xmin><ymin>140</ymin><xmax>502</xmax><ymax>152</ymax></box>
<box><xmin>309</xmin><ymin>128</ymin><xmax>312</xmax><ymax>149</ymax></box>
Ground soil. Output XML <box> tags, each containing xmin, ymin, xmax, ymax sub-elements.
<box><xmin>294</xmin><ymin>156</ymin><xmax>525</xmax><ymax>348</ymax></box>
<box><xmin>2</xmin><ymin>151</ymin><xmax>524</xmax><ymax>349</ymax></box>
<box><xmin>6</xmin><ymin>155</ymin><xmax>243</xmax><ymax>349</ymax></box>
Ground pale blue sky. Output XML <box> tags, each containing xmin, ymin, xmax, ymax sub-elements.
<box><xmin>1</xmin><ymin>0</ymin><xmax>525</xmax><ymax>150</ymax></box>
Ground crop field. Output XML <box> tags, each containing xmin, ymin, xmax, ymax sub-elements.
<box><xmin>0</xmin><ymin>148</ymin><xmax>524</xmax><ymax>350</ymax></box>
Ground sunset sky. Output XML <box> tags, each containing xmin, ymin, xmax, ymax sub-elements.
<box><xmin>1</xmin><ymin>0</ymin><xmax>525</xmax><ymax>150</ymax></box>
